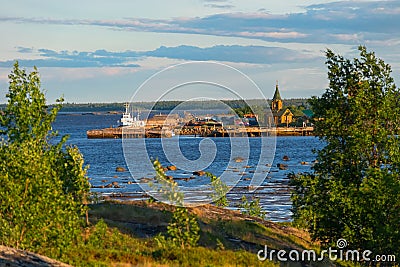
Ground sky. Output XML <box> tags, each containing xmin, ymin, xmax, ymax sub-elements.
<box><xmin>0</xmin><ymin>0</ymin><xmax>400</xmax><ymax>103</ymax></box>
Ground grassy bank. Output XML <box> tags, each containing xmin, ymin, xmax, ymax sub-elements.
<box><xmin>53</xmin><ymin>200</ymin><xmax>338</xmax><ymax>267</ymax></box>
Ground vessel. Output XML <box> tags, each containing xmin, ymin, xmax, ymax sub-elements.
<box><xmin>87</xmin><ymin>104</ymin><xmax>174</xmax><ymax>138</ymax></box>
<box><xmin>119</xmin><ymin>103</ymin><xmax>146</xmax><ymax>127</ymax></box>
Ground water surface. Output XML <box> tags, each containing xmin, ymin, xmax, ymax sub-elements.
<box><xmin>53</xmin><ymin>113</ymin><xmax>324</xmax><ymax>221</ymax></box>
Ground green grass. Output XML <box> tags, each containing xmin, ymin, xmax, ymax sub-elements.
<box><xmin>60</xmin><ymin>219</ymin><xmax>275</xmax><ymax>267</ymax></box>
<box><xmin>51</xmin><ymin>200</ymin><xmax>366</xmax><ymax>266</ymax></box>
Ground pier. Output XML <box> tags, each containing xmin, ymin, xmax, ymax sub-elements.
<box><xmin>87</xmin><ymin>126</ymin><xmax>313</xmax><ymax>138</ymax></box>
<box><xmin>182</xmin><ymin>126</ymin><xmax>314</xmax><ymax>137</ymax></box>
<box><xmin>87</xmin><ymin>127</ymin><xmax>173</xmax><ymax>139</ymax></box>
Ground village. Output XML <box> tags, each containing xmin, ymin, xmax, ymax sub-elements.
<box><xmin>86</xmin><ymin>83</ymin><xmax>315</xmax><ymax>138</ymax></box>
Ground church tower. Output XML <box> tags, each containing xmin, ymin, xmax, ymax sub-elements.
<box><xmin>271</xmin><ymin>81</ymin><xmax>283</xmax><ymax>111</ymax></box>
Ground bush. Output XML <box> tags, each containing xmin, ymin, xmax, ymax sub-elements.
<box><xmin>0</xmin><ymin>62</ymin><xmax>90</xmax><ymax>256</ymax></box>
<box><xmin>291</xmin><ymin>47</ymin><xmax>400</xmax><ymax>258</ymax></box>
<box><xmin>205</xmin><ymin>172</ymin><xmax>229</xmax><ymax>207</ymax></box>
<box><xmin>152</xmin><ymin>160</ymin><xmax>200</xmax><ymax>248</ymax></box>
<box><xmin>239</xmin><ymin>195</ymin><xmax>266</xmax><ymax>219</ymax></box>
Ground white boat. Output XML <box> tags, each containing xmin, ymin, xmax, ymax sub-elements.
<box><xmin>119</xmin><ymin>103</ymin><xmax>146</xmax><ymax>127</ymax></box>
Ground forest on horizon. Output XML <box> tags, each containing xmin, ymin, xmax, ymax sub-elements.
<box><xmin>3</xmin><ymin>98</ymin><xmax>310</xmax><ymax>113</ymax></box>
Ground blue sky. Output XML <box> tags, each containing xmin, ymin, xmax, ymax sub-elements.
<box><xmin>1</xmin><ymin>0</ymin><xmax>399</xmax><ymax>103</ymax></box>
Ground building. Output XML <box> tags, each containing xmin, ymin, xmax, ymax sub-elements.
<box><xmin>271</xmin><ymin>83</ymin><xmax>283</xmax><ymax>111</ymax></box>
<box><xmin>146</xmin><ymin>113</ymin><xmax>179</xmax><ymax>127</ymax></box>
<box><xmin>269</xmin><ymin>82</ymin><xmax>294</xmax><ymax>126</ymax></box>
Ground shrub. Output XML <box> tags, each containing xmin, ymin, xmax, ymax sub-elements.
<box><xmin>291</xmin><ymin>47</ymin><xmax>400</xmax><ymax>258</ymax></box>
<box><xmin>0</xmin><ymin>62</ymin><xmax>90</xmax><ymax>256</ymax></box>
<box><xmin>152</xmin><ymin>160</ymin><xmax>200</xmax><ymax>248</ymax></box>
<box><xmin>239</xmin><ymin>195</ymin><xmax>266</xmax><ymax>219</ymax></box>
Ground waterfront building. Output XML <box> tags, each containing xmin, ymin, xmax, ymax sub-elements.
<box><xmin>270</xmin><ymin>82</ymin><xmax>294</xmax><ymax>126</ymax></box>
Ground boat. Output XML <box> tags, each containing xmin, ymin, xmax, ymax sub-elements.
<box><xmin>119</xmin><ymin>103</ymin><xmax>146</xmax><ymax>127</ymax></box>
<box><xmin>87</xmin><ymin>104</ymin><xmax>174</xmax><ymax>138</ymax></box>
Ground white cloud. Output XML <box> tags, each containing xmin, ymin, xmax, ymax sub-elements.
<box><xmin>329</xmin><ymin>33</ymin><xmax>363</xmax><ymax>42</ymax></box>
<box><xmin>0</xmin><ymin>45</ymin><xmax>321</xmax><ymax>68</ymax></box>
<box><xmin>1</xmin><ymin>1</ymin><xmax>399</xmax><ymax>45</ymax></box>
<box><xmin>1</xmin><ymin>0</ymin><xmax>399</xmax><ymax>102</ymax></box>
<box><xmin>238</xmin><ymin>31</ymin><xmax>308</xmax><ymax>39</ymax></box>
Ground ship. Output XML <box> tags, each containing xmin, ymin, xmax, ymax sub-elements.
<box><xmin>119</xmin><ymin>103</ymin><xmax>146</xmax><ymax>127</ymax></box>
<box><xmin>87</xmin><ymin>104</ymin><xmax>173</xmax><ymax>138</ymax></box>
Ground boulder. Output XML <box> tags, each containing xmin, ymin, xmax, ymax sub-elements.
<box><xmin>167</xmin><ymin>165</ymin><xmax>177</xmax><ymax>171</ymax></box>
<box><xmin>283</xmin><ymin>155</ymin><xmax>290</xmax><ymax>161</ymax></box>
<box><xmin>233</xmin><ymin>157</ymin><xmax>244</xmax><ymax>163</ymax></box>
<box><xmin>115</xmin><ymin>166</ymin><xmax>126</xmax><ymax>172</ymax></box>
<box><xmin>193</xmin><ymin>170</ymin><xmax>206</xmax><ymax>176</ymax></box>
<box><xmin>139</xmin><ymin>177</ymin><xmax>152</xmax><ymax>183</ymax></box>
<box><xmin>277</xmin><ymin>163</ymin><xmax>288</xmax><ymax>170</ymax></box>
<box><xmin>0</xmin><ymin>245</ymin><xmax>72</xmax><ymax>267</ymax></box>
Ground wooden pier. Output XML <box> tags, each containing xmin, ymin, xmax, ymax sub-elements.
<box><xmin>273</xmin><ymin>126</ymin><xmax>314</xmax><ymax>136</ymax></box>
<box><xmin>86</xmin><ymin>127</ymin><xmax>173</xmax><ymax>139</ymax></box>
<box><xmin>186</xmin><ymin>126</ymin><xmax>314</xmax><ymax>137</ymax></box>
<box><xmin>87</xmin><ymin>125</ymin><xmax>313</xmax><ymax>139</ymax></box>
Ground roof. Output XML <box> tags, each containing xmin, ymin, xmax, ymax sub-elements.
<box><xmin>273</xmin><ymin>108</ymin><xmax>293</xmax><ymax>117</ymax></box>
<box><xmin>272</xmin><ymin>84</ymin><xmax>282</xmax><ymax>101</ymax></box>
<box><xmin>302</xmin><ymin>109</ymin><xmax>314</xmax><ymax>118</ymax></box>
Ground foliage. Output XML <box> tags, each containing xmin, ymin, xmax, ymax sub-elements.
<box><xmin>238</xmin><ymin>195</ymin><xmax>266</xmax><ymax>219</ymax></box>
<box><xmin>233</xmin><ymin>105</ymin><xmax>252</xmax><ymax>117</ymax></box>
<box><xmin>291</xmin><ymin>46</ymin><xmax>400</xmax><ymax>258</ymax></box>
<box><xmin>152</xmin><ymin>159</ymin><xmax>184</xmax><ymax>205</ymax></box>
<box><xmin>232</xmin><ymin>104</ymin><xmax>269</xmax><ymax>124</ymax></box>
<box><xmin>86</xmin><ymin>219</ymin><xmax>108</xmax><ymax>247</ymax></box>
<box><xmin>0</xmin><ymin>62</ymin><xmax>90</xmax><ymax>256</ymax></box>
<box><xmin>205</xmin><ymin>172</ymin><xmax>229</xmax><ymax>207</ymax></box>
<box><xmin>164</xmin><ymin>207</ymin><xmax>200</xmax><ymax>249</ymax></box>
<box><xmin>48</xmin><ymin>98</ymin><xmax>310</xmax><ymax>114</ymax></box>
<box><xmin>152</xmin><ymin>160</ymin><xmax>200</xmax><ymax>248</ymax></box>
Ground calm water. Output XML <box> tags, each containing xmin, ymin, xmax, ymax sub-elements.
<box><xmin>53</xmin><ymin>113</ymin><xmax>324</xmax><ymax>222</ymax></box>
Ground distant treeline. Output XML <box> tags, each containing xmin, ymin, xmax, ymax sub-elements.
<box><xmin>0</xmin><ymin>98</ymin><xmax>310</xmax><ymax>113</ymax></box>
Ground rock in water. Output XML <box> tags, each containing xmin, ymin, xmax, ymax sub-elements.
<box><xmin>116</xmin><ymin>166</ymin><xmax>126</xmax><ymax>172</ymax></box>
<box><xmin>233</xmin><ymin>157</ymin><xmax>244</xmax><ymax>163</ymax></box>
<box><xmin>193</xmin><ymin>170</ymin><xmax>206</xmax><ymax>176</ymax></box>
<box><xmin>167</xmin><ymin>165</ymin><xmax>177</xmax><ymax>171</ymax></box>
<box><xmin>277</xmin><ymin>163</ymin><xmax>288</xmax><ymax>170</ymax></box>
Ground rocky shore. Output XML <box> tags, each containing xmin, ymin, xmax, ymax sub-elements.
<box><xmin>0</xmin><ymin>245</ymin><xmax>71</xmax><ymax>267</ymax></box>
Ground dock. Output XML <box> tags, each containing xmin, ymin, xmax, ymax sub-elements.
<box><xmin>180</xmin><ymin>126</ymin><xmax>314</xmax><ymax>137</ymax></box>
<box><xmin>87</xmin><ymin>127</ymin><xmax>173</xmax><ymax>139</ymax></box>
<box><xmin>87</xmin><ymin>126</ymin><xmax>313</xmax><ymax>138</ymax></box>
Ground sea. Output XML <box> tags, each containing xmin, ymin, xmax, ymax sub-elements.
<box><xmin>53</xmin><ymin>113</ymin><xmax>324</xmax><ymax>222</ymax></box>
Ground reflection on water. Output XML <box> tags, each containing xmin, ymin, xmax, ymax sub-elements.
<box><xmin>53</xmin><ymin>113</ymin><xmax>324</xmax><ymax>222</ymax></box>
